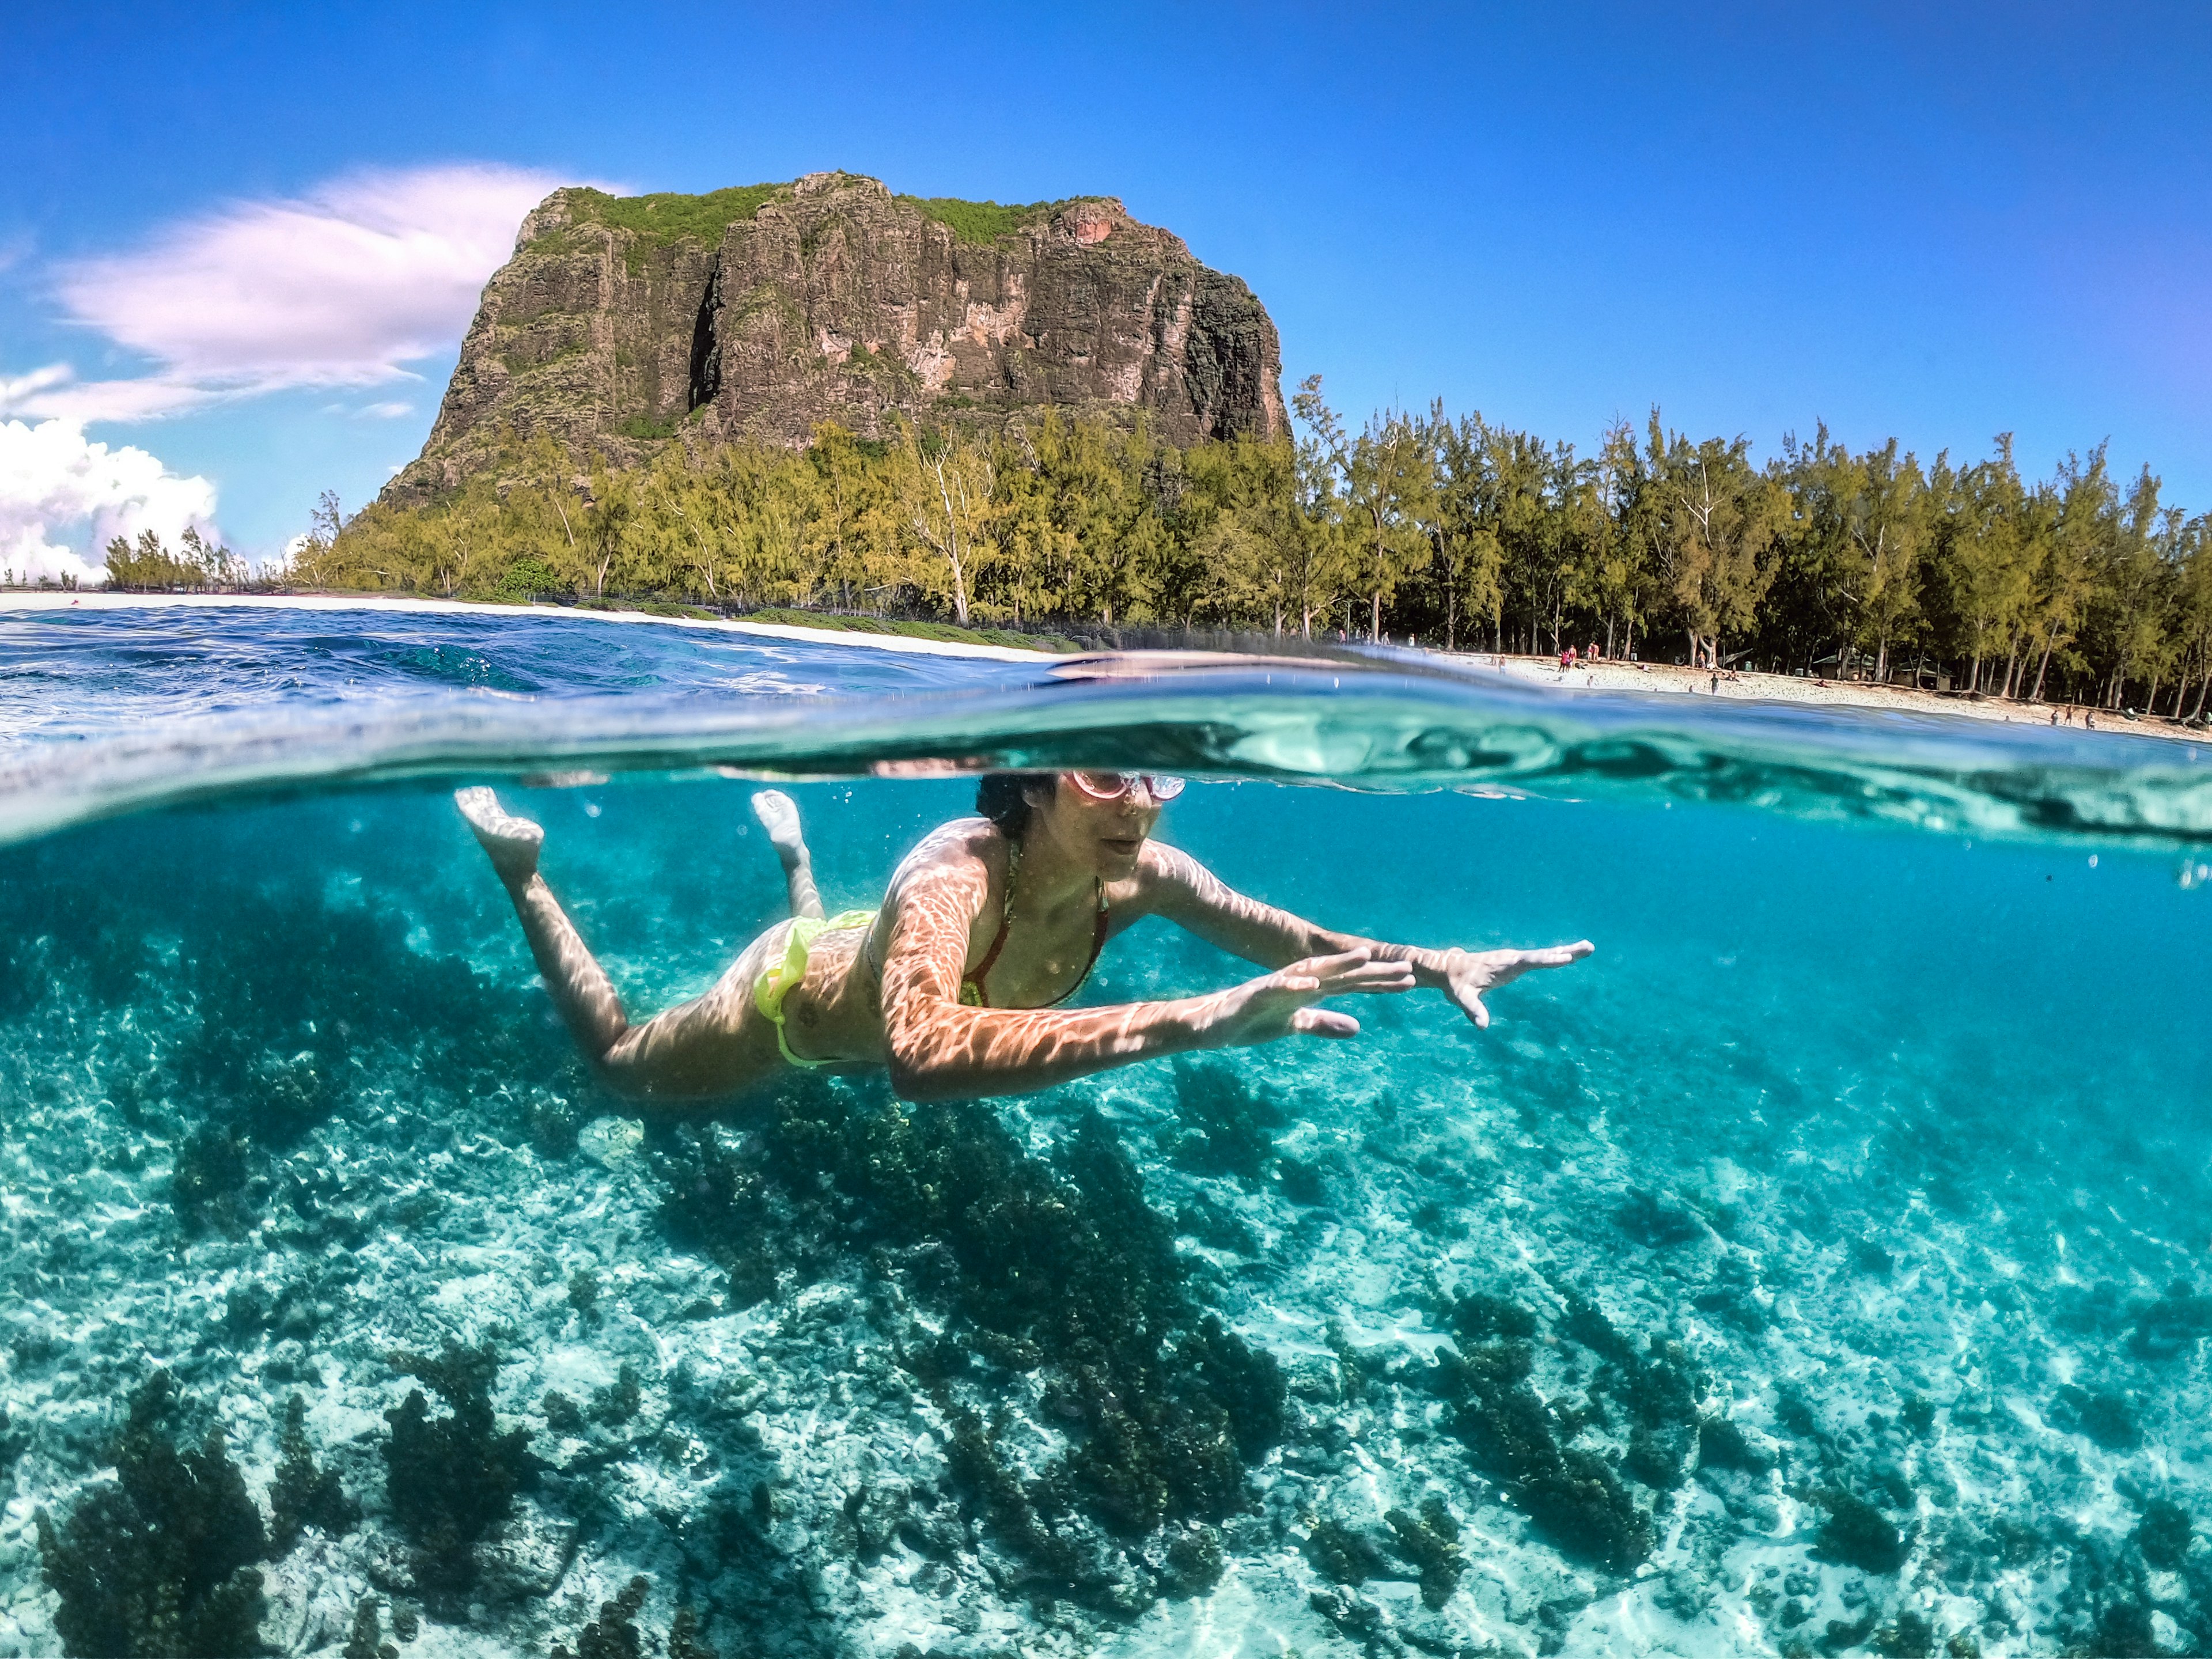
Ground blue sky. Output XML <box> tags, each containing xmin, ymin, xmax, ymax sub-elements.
<box><xmin>2</xmin><ymin>1</ymin><xmax>2206</xmax><ymax>574</ymax></box>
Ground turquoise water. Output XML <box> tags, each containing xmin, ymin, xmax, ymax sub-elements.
<box><xmin>2</xmin><ymin>607</ymin><xmax>2209</xmax><ymax>1659</ymax></box>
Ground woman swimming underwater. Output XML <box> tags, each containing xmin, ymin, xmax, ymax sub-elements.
<box><xmin>456</xmin><ymin>772</ymin><xmax>1593</xmax><ymax>1104</ymax></box>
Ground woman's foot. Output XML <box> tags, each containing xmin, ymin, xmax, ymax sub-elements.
<box><xmin>751</xmin><ymin>790</ymin><xmax>808</xmax><ymax>869</ymax></box>
<box><xmin>455</xmin><ymin>787</ymin><xmax>544</xmax><ymax>884</ymax></box>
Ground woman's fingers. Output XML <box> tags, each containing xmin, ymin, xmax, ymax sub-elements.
<box><xmin>1337</xmin><ymin>961</ymin><xmax>1415</xmax><ymax>993</ymax></box>
<box><xmin>1291</xmin><ymin>1007</ymin><xmax>1360</xmax><ymax>1038</ymax></box>
<box><xmin>1474</xmin><ymin>941</ymin><xmax>1596</xmax><ymax>988</ymax></box>
<box><xmin>1283</xmin><ymin>950</ymin><xmax>1414</xmax><ymax>996</ymax></box>
<box><xmin>1291</xmin><ymin>947</ymin><xmax>1374</xmax><ymax>977</ymax></box>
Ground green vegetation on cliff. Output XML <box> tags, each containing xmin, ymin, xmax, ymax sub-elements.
<box><xmin>543</xmin><ymin>181</ymin><xmax>1084</xmax><ymax>255</ymax></box>
<box><xmin>555</xmin><ymin>182</ymin><xmax>790</xmax><ymax>249</ymax></box>
<box><xmin>895</xmin><ymin>194</ymin><xmax>1075</xmax><ymax>244</ymax></box>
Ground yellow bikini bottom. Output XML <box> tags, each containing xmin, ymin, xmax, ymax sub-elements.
<box><xmin>752</xmin><ymin>910</ymin><xmax>877</xmax><ymax>1068</ymax></box>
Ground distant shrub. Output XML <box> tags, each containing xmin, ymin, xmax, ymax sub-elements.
<box><xmin>737</xmin><ymin>606</ymin><xmax>1077</xmax><ymax>653</ymax></box>
<box><xmin>492</xmin><ymin>556</ymin><xmax>562</xmax><ymax>603</ymax></box>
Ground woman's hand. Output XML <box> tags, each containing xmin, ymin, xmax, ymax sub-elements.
<box><xmin>1442</xmin><ymin>941</ymin><xmax>1594</xmax><ymax>1028</ymax></box>
<box><xmin>1205</xmin><ymin>948</ymin><xmax>1416</xmax><ymax>1047</ymax></box>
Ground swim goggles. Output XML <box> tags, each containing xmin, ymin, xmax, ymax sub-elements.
<box><xmin>1068</xmin><ymin>770</ymin><xmax>1187</xmax><ymax>802</ymax></box>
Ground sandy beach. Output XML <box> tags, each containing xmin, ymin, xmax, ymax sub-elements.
<box><xmin>1474</xmin><ymin>649</ymin><xmax>2212</xmax><ymax>745</ymax></box>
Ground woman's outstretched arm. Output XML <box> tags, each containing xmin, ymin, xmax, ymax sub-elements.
<box><xmin>1137</xmin><ymin>842</ymin><xmax>1593</xmax><ymax>1030</ymax></box>
<box><xmin>877</xmin><ymin>853</ymin><xmax>1411</xmax><ymax>1100</ymax></box>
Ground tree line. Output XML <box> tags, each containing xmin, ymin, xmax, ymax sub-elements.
<box><xmin>96</xmin><ymin>527</ymin><xmax>249</xmax><ymax>590</ymax></box>
<box><xmin>115</xmin><ymin>383</ymin><xmax>2212</xmax><ymax>717</ymax></box>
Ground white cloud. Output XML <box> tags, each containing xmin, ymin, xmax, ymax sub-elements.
<box><xmin>25</xmin><ymin>162</ymin><xmax>565</xmax><ymax>419</ymax></box>
<box><xmin>3</xmin><ymin>365</ymin><xmax>215</xmax><ymax>423</ymax></box>
<box><xmin>0</xmin><ymin>364</ymin><xmax>73</xmax><ymax>406</ymax></box>
<box><xmin>358</xmin><ymin>400</ymin><xmax>416</xmax><ymax>419</ymax></box>
<box><xmin>0</xmin><ymin>418</ymin><xmax>219</xmax><ymax>585</ymax></box>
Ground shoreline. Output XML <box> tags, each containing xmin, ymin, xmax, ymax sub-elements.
<box><xmin>1465</xmin><ymin>649</ymin><xmax>2212</xmax><ymax>746</ymax></box>
<box><xmin>7</xmin><ymin>589</ymin><xmax>2206</xmax><ymax>747</ymax></box>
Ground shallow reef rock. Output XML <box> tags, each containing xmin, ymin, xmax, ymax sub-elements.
<box><xmin>384</xmin><ymin>171</ymin><xmax>1286</xmax><ymax>504</ymax></box>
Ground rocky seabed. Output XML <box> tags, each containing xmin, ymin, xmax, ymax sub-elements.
<box><xmin>2</xmin><ymin>958</ymin><xmax>2209</xmax><ymax>1659</ymax></box>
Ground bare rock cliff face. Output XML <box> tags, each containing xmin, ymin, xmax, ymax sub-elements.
<box><xmin>386</xmin><ymin>172</ymin><xmax>1286</xmax><ymax>503</ymax></box>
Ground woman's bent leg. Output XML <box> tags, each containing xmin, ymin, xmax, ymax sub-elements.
<box><xmin>751</xmin><ymin>789</ymin><xmax>825</xmax><ymax>921</ymax></box>
<box><xmin>459</xmin><ymin>789</ymin><xmax>631</xmax><ymax>1058</ymax></box>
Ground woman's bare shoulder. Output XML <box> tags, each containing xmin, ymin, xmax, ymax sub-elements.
<box><xmin>903</xmin><ymin>815</ymin><xmax>999</xmax><ymax>866</ymax></box>
<box><xmin>887</xmin><ymin>816</ymin><xmax>1003</xmax><ymax>900</ymax></box>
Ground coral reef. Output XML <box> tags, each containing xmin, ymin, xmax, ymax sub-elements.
<box><xmin>1815</xmin><ymin>1488</ymin><xmax>1912</xmax><ymax>1575</ymax></box>
<box><xmin>1160</xmin><ymin>1058</ymin><xmax>1282</xmax><ymax>1181</ymax></box>
<box><xmin>541</xmin><ymin>1390</ymin><xmax>588</xmax><ymax>1437</ymax></box>
<box><xmin>1431</xmin><ymin>1336</ymin><xmax>1652</xmax><ymax>1571</ymax></box>
<box><xmin>381</xmin><ymin>1340</ymin><xmax>537</xmax><ymax>1600</ymax></box>
<box><xmin>35</xmin><ymin>1373</ymin><xmax>270</xmax><ymax>1659</ymax></box>
<box><xmin>2134</xmin><ymin>1497</ymin><xmax>2192</xmax><ymax>1570</ymax></box>
<box><xmin>1385</xmin><ymin>1497</ymin><xmax>1466</xmax><ymax>1608</ymax></box>
<box><xmin>1305</xmin><ymin>1517</ymin><xmax>1388</xmax><ymax>1584</ymax></box>
<box><xmin>169</xmin><ymin>1121</ymin><xmax>260</xmax><ymax>1236</ymax></box>
<box><xmin>552</xmin><ymin>1575</ymin><xmax>648</xmax><ymax>1659</ymax></box>
<box><xmin>2127</xmin><ymin>1281</ymin><xmax>2212</xmax><ymax>1362</ymax></box>
<box><xmin>340</xmin><ymin>1597</ymin><xmax>396</xmax><ymax>1659</ymax></box>
<box><xmin>591</xmin><ymin>1362</ymin><xmax>642</xmax><ymax>1426</ymax></box>
<box><xmin>268</xmin><ymin>1392</ymin><xmax>359</xmax><ymax>1552</ymax></box>
<box><xmin>649</xmin><ymin>1080</ymin><xmax>1285</xmax><ymax>1604</ymax></box>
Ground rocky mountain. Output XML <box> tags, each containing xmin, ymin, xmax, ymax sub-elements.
<box><xmin>385</xmin><ymin>172</ymin><xmax>1286</xmax><ymax>503</ymax></box>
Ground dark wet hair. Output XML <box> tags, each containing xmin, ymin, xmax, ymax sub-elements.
<box><xmin>976</xmin><ymin>772</ymin><xmax>1051</xmax><ymax>839</ymax></box>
